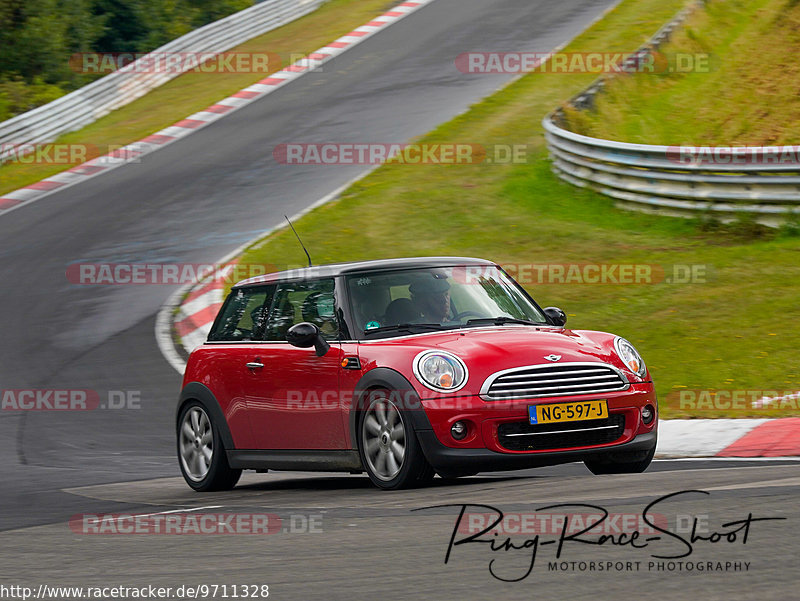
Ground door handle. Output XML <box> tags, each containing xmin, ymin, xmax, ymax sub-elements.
<box><xmin>246</xmin><ymin>361</ymin><xmax>264</xmax><ymax>369</ymax></box>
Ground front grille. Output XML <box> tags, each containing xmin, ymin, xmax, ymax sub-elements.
<box><xmin>497</xmin><ymin>414</ymin><xmax>625</xmax><ymax>451</ymax></box>
<box><xmin>482</xmin><ymin>362</ymin><xmax>628</xmax><ymax>400</ymax></box>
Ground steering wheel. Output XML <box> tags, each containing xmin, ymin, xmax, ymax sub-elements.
<box><xmin>451</xmin><ymin>311</ymin><xmax>484</xmax><ymax>322</ymax></box>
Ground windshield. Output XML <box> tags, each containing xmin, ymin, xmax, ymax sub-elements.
<box><xmin>345</xmin><ymin>265</ymin><xmax>547</xmax><ymax>338</ymax></box>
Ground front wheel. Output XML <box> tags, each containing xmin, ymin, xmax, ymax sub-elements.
<box><xmin>178</xmin><ymin>401</ymin><xmax>241</xmax><ymax>491</ymax></box>
<box><xmin>584</xmin><ymin>443</ymin><xmax>656</xmax><ymax>475</ymax></box>
<box><xmin>358</xmin><ymin>390</ymin><xmax>432</xmax><ymax>490</ymax></box>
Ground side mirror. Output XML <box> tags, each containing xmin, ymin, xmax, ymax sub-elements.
<box><xmin>543</xmin><ymin>307</ymin><xmax>567</xmax><ymax>327</ymax></box>
<box><xmin>287</xmin><ymin>322</ymin><xmax>330</xmax><ymax>357</ymax></box>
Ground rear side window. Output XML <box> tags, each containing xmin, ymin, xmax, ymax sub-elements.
<box><xmin>264</xmin><ymin>278</ymin><xmax>339</xmax><ymax>341</ymax></box>
<box><xmin>208</xmin><ymin>285</ymin><xmax>276</xmax><ymax>341</ymax></box>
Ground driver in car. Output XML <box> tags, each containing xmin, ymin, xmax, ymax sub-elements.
<box><xmin>410</xmin><ymin>276</ymin><xmax>451</xmax><ymax>323</ymax></box>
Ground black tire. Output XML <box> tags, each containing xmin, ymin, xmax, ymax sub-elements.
<box><xmin>584</xmin><ymin>443</ymin><xmax>656</xmax><ymax>475</ymax></box>
<box><xmin>357</xmin><ymin>389</ymin><xmax>432</xmax><ymax>490</ymax></box>
<box><xmin>418</xmin><ymin>462</ymin><xmax>437</xmax><ymax>482</ymax></box>
<box><xmin>177</xmin><ymin>400</ymin><xmax>242</xmax><ymax>491</ymax></box>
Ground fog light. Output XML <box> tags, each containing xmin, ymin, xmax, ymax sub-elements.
<box><xmin>641</xmin><ymin>404</ymin><xmax>655</xmax><ymax>424</ymax></box>
<box><xmin>451</xmin><ymin>421</ymin><xmax>468</xmax><ymax>440</ymax></box>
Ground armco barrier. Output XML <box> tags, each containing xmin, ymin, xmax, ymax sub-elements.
<box><xmin>0</xmin><ymin>0</ymin><xmax>324</xmax><ymax>160</ymax></box>
<box><xmin>543</xmin><ymin>0</ymin><xmax>800</xmax><ymax>224</ymax></box>
<box><xmin>542</xmin><ymin>117</ymin><xmax>800</xmax><ymax>222</ymax></box>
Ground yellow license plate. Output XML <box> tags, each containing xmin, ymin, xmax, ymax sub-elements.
<box><xmin>529</xmin><ymin>400</ymin><xmax>608</xmax><ymax>424</ymax></box>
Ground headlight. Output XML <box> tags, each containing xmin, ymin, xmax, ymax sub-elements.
<box><xmin>413</xmin><ymin>351</ymin><xmax>468</xmax><ymax>392</ymax></box>
<box><xmin>614</xmin><ymin>337</ymin><xmax>646</xmax><ymax>377</ymax></box>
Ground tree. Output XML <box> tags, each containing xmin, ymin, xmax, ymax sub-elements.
<box><xmin>0</xmin><ymin>0</ymin><xmax>254</xmax><ymax>120</ymax></box>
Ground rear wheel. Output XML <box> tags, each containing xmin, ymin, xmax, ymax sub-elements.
<box><xmin>178</xmin><ymin>401</ymin><xmax>241</xmax><ymax>491</ymax></box>
<box><xmin>584</xmin><ymin>443</ymin><xmax>656</xmax><ymax>475</ymax></box>
<box><xmin>358</xmin><ymin>390</ymin><xmax>432</xmax><ymax>490</ymax></box>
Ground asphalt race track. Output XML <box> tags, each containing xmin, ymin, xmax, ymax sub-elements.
<box><xmin>1</xmin><ymin>461</ymin><xmax>798</xmax><ymax>600</ymax></box>
<box><xmin>0</xmin><ymin>0</ymin><xmax>796</xmax><ymax>599</ymax></box>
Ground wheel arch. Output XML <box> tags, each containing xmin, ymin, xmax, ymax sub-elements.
<box><xmin>349</xmin><ymin>367</ymin><xmax>432</xmax><ymax>450</ymax></box>
<box><xmin>177</xmin><ymin>382</ymin><xmax>236</xmax><ymax>450</ymax></box>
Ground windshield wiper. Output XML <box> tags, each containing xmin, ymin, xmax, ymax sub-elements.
<box><xmin>465</xmin><ymin>316</ymin><xmax>545</xmax><ymax>327</ymax></box>
<box><xmin>363</xmin><ymin>323</ymin><xmax>448</xmax><ymax>335</ymax></box>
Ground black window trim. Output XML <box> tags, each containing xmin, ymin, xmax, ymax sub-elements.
<box><xmin>206</xmin><ymin>276</ymin><xmax>351</xmax><ymax>344</ymax></box>
<box><xmin>206</xmin><ymin>283</ymin><xmax>277</xmax><ymax>343</ymax></box>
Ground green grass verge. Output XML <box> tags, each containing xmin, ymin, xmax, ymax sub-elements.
<box><xmin>236</xmin><ymin>0</ymin><xmax>800</xmax><ymax>419</ymax></box>
<box><xmin>0</xmin><ymin>0</ymin><xmax>398</xmax><ymax>196</ymax></box>
<box><xmin>563</xmin><ymin>0</ymin><xmax>800</xmax><ymax>145</ymax></box>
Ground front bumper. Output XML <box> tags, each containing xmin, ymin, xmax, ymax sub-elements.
<box><xmin>415</xmin><ymin>383</ymin><xmax>657</xmax><ymax>454</ymax></box>
<box><xmin>417</xmin><ymin>429</ymin><xmax>657</xmax><ymax>472</ymax></box>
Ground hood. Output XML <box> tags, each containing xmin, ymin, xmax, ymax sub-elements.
<box><xmin>361</xmin><ymin>325</ymin><xmax>645</xmax><ymax>395</ymax></box>
<box><xmin>420</xmin><ymin>326</ymin><xmax>615</xmax><ymax>364</ymax></box>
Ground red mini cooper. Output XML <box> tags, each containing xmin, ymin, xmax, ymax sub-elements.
<box><xmin>177</xmin><ymin>257</ymin><xmax>657</xmax><ymax>491</ymax></box>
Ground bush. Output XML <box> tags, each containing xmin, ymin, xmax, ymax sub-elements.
<box><xmin>0</xmin><ymin>76</ymin><xmax>66</xmax><ymax>122</ymax></box>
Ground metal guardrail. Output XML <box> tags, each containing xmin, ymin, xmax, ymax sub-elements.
<box><xmin>542</xmin><ymin>118</ymin><xmax>800</xmax><ymax>220</ymax></box>
<box><xmin>0</xmin><ymin>0</ymin><xmax>324</xmax><ymax>159</ymax></box>
<box><xmin>543</xmin><ymin>1</ymin><xmax>800</xmax><ymax>223</ymax></box>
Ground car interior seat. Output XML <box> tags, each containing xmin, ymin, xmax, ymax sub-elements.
<box><xmin>384</xmin><ymin>297</ymin><xmax>420</xmax><ymax>324</ymax></box>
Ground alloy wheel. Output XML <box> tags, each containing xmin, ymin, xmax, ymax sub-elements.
<box><xmin>362</xmin><ymin>397</ymin><xmax>406</xmax><ymax>481</ymax></box>
<box><xmin>179</xmin><ymin>406</ymin><xmax>213</xmax><ymax>482</ymax></box>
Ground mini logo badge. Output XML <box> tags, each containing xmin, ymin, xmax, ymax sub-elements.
<box><xmin>544</xmin><ymin>354</ymin><xmax>561</xmax><ymax>362</ymax></box>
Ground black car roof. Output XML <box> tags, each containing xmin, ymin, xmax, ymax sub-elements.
<box><xmin>233</xmin><ymin>256</ymin><xmax>495</xmax><ymax>289</ymax></box>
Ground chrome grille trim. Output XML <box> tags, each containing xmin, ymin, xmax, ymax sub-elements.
<box><xmin>490</xmin><ymin>375</ymin><xmax>621</xmax><ymax>387</ymax></box>
<box><xmin>499</xmin><ymin>368</ymin><xmax>612</xmax><ymax>380</ymax></box>
<box><xmin>480</xmin><ymin>361</ymin><xmax>629</xmax><ymax>400</ymax></box>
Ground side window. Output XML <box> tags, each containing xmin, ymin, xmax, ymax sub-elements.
<box><xmin>264</xmin><ymin>278</ymin><xmax>339</xmax><ymax>341</ymax></box>
<box><xmin>207</xmin><ymin>285</ymin><xmax>275</xmax><ymax>342</ymax></box>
